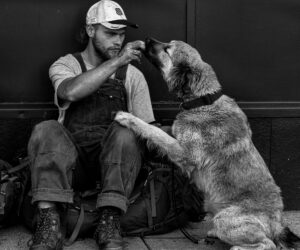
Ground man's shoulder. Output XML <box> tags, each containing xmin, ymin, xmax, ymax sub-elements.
<box><xmin>49</xmin><ymin>53</ymin><xmax>82</xmax><ymax>76</ymax></box>
<box><xmin>51</xmin><ymin>53</ymin><xmax>78</xmax><ymax>67</ymax></box>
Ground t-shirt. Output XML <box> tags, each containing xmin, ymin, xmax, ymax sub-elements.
<box><xmin>49</xmin><ymin>53</ymin><xmax>155</xmax><ymax>124</ymax></box>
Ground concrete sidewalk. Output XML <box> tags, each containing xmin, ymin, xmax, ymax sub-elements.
<box><xmin>0</xmin><ymin>211</ymin><xmax>299</xmax><ymax>250</ymax></box>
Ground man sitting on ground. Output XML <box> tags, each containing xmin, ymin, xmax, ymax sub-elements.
<box><xmin>27</xmin><ymin>1</ymin><xmax>155</xmax><ymax>249</ymax></box>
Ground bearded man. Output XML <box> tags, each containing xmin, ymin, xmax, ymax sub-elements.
<box><xmin>27</xmin><ymin>1</ymin><xmax>154</xmax><ymax>249</ymax></box>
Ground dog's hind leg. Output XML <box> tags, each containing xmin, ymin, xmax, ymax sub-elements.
<box><xmin>212</xmin><ymin>206</ymin><xmax>277</xmax><ymax>250</ymax></box>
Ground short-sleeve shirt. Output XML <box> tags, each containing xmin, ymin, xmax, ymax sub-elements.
<box><xmin>49</xmin><ymin>53</ymin><xmax>155</xmax><ymax>124</ymax></box>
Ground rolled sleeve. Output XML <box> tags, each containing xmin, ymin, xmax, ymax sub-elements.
<box><xmin>49</xmin><ymin>55</ymin><xmax>82</xmax><ymax>108</ymax></box>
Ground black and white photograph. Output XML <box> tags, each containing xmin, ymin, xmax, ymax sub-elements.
<box><xmin>0</xmin><ymin>0</ymin><xmax>299</xmax><ymax>249</ymax></box>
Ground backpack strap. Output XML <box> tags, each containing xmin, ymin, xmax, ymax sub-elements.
<box><xmin>72</xmin><ymin>53</ymin><xmax>87</xmax><ymax>73</ymax></box>
<box><xmin>0</xmin><ymin>182</ymin><xmax>8</xmax><ymax>214</ymax></box>
<box><xmin>170</xmin><ymin>166</ymin><xmax>200</xmax><ymax>244</ymax></box>
<box><xmin>145</xmin><ymin>198</ymin><xmax>153</xmax><ymax>229</ymax></box>
<box><xmin>7</xmin><ymin>157</ymin><xmax>30</xmax><ymax>175</ymax></box>
<box><xmin>64</xmin><ymin>204</ymin><xmax>85</xmax><ymax>246</ymax></box>
<box><xmin>149</xmin><ymin>179</ymin><xmax>157</xmax><ymax>218</ymax></box>
<box><xmin>0</xmin><ymin>159</ymin><xmax>13</xmax><ymax>172</ymax></box>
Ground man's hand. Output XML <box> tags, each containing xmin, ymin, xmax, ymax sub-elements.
<box><xmin>118</xmin><ymin>40</ymin><xmax>145</xmax><ymax>65</ymax></box>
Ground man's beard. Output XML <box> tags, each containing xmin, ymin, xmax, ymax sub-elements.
<box><xmin>92</xmin><ymin>37</ymin><xmax>120</xmax><ymax>61</ymax></box>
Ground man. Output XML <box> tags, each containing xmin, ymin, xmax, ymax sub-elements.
<box><xmin>27</xmin><ymin>1</ymin><xmax>155</xmax><ymax>249</ymax></box>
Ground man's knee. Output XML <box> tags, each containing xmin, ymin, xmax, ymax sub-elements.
<box><xmin>28</xmin><ymin>120</ymin><xmax>74</xmax><ymax>157</ymax></box>
<box><xmin>31</xmin><ymin>120</ymin><xmax>62</xmax><ymax>138</ymax></box>
<box><xmin>110</xmin><ymin>122</ymin><xmax>137</xmax><ymax>146</ymax></box>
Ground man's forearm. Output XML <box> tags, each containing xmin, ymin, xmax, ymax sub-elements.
<box><xmin>57</xmin><ymin>56</ymin><xmax>123</xmax><ymax>102</ymax></box>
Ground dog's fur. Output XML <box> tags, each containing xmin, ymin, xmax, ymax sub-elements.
<box><xmin>115</xmin><ymin>38</ymin><xmax>300</xmax><ymax>250</ymax></box>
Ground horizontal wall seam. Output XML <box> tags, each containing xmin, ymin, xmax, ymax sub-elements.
<box><xmin>1</xmin><ymin>102</ymin><xmax>300</xmax><ymax>118</ymax></box>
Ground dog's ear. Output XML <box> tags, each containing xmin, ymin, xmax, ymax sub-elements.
<box><xmin>186</xmin><ymin>65</ymin><xmax>203</xmax><ymax>91</ymax></box>
<box><xmin>193</xmin><ymin>63</ymin><xmax>221</xmax><ymax>95</ymax></box>
<box><xmin>168</xmin><ymin>62</ymin><xmax>202</xmax><ymax>95</ymax></box>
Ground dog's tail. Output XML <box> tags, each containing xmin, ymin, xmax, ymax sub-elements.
<box><xmin>275</xmin><ymin>227</ymin><xmax>300</xmax><ymax>250</ymax></box>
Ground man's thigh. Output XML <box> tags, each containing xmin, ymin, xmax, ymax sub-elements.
<box><xmin>72</xmin><ymin>127</ymin><xmax>106</xmax><ymax>191</ymax></box>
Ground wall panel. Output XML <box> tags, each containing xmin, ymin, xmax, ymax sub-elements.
<box><xmin>195</xmin><ymin>0</ymin><xmax>300</xmax><ymax>102</ymax></box>
<box><xmin>0</xmin><ymin>0</ymin><xmax>187</xmax><ymax>103</ymax></box>
<box><xmin>271</xmin><ymin>118</ymin><xmax>300</xmax><ymax>210</ymax></box>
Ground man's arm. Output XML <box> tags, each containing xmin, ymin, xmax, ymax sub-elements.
<box><xmin>57</xmin><ymin>41</ymin><xmax>144</xmax><ymax>102</ymax></box>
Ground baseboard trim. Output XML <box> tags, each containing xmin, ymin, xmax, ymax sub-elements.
<box><xmin>1</xmin><ymin>101</ymin><xmax>300</xmax><ymax>119</ymax></box>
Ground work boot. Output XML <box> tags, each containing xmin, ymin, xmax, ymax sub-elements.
<box><xmin>94</xmin><ymin>207</ymin><xmax>123</xmax><ymax>250</ymax></box>
<box><xmin>28</xmin><ymin>206</ymin><xmax>63</xmax><ymax>250</ymax></box>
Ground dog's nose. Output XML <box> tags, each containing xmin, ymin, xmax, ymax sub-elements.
<box><xmin>145</xmin><ymin>37</ymin><xmax>168</xmax><ymax>53</ymax></box>
<box><xmin>145</xmin><ymin>37</ymin><xmax>164</xmax><ymax>46</ymax></box>
<box><xmin>145</xmin><ymin>37</ymin><xmax>155</xmax><ymax>46</ymax></box>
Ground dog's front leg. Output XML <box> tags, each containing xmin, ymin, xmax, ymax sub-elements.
<box><xmin>115</xmin><ymin>111</ymin><xmax>186</xmax><ymax>167</ymax></box>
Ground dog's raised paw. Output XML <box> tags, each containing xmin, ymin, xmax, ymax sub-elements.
<box><xmin>114</xmin><ymin>111</ymin><xmax>134</xmax><ymax>128</ymax></box>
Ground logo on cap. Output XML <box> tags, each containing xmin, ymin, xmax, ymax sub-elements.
<box><xmin>115</xmin><ymin>8</ymin><xmax>123</xmax><ymax>16</ymax></box>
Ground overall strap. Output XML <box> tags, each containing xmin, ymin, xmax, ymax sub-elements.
<box><xmin>114</xmin><ymin>65</ymin><xmax>129</xmax><ymax>111</ymax></box>
<box><xmin>114</xmin><ymin>65</ymin><xmax>128</xmax><ymax>84</ymax></box>
<box><xmin>72</xmin><ymin>53</ymin><xmax>87</xmax><ymax>73</ymax></box>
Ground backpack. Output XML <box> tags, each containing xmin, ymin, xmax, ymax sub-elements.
<box><xmin>22</xmin><ymin>161</ymin><xmax>206</xmax><ymax>245</ymax></box>
<box><xmin>0</xmin><ymin>158</ymin><xmax>30</xmax><ymax>228</ymax></box>
<box><xmin>64</xmin><ymin>161</ymin><xmax>205</xmax><ymax>245</ymax></box>
<box><xmin>121</xmin><ymin>161</ymin><xmax>205</xmax><ymax>236</ymax></box>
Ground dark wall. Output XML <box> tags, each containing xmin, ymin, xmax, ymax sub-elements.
<box><xmin>194</xmin><ymin>0</ymin><xmax>300</xmax><ymax>102</ymax></box>
<box><xmin>0</xmin><ymin>0</ymin><xmax>186</xmax><ymax>103</ymax></box>
<box><xmin>0</xmin><ymin>0</ymin><xmax>93</xmax><ymax>102</ymax></box>
<box><xmin>0</xmin><ymin>1</ymin><xmax>299</xmax><ymax>210</ymax></box>
<box><xmin>1</xmin><ymin>0</ymin><xmax>299</xmax><ymax>104</ymax></box>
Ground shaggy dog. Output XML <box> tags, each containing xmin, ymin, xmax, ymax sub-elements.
<box><xmin>115</xmin><ymin>38</ymin><xmax>300</xmax><ymax>250</ymax></box>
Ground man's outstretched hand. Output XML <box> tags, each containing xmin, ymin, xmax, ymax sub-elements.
<box><xmin>118</xmin><ymin>40</ymin><xmax>145</xmax><ymax>65</ymax></box>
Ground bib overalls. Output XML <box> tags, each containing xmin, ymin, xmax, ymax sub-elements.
<box><xmin>28</xmin><ymin>53</ymin><xmax>144</xmax><ymax>213</ymax></box>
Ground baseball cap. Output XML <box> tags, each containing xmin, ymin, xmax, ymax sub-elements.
<box><xmin>86</xmin><ymin>0</ymin><xmax>138</xmax><ymax>29</ymax></box>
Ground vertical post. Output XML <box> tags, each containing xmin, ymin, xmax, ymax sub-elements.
<box><xmin>186</xmin><ymin>0</ymin><xmax>196</xmax><ymax>46</ymax></box>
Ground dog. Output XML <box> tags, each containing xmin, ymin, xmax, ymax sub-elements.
<box><xmin>115</xmin><ymin>38</ymin><xmax>300</xmax><ymax>250</ymax></box>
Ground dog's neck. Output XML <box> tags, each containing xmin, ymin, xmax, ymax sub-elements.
<box><xmin>178</xmin><ymin>63</ymin><xmax>223</xmax><ymax>109</ymax></box>
<box><xmin>180</xmin><ymin>90</ymin><xmax>223</xmax><ymax>110</ymax></box>
<box><xmin>180</xmin><ymin>63</ymin><xmax>222</xmax><ymax>102</ymax></box>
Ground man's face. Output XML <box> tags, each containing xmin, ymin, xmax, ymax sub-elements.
<box><xmin>90</xmin><ymin>24</ymin><xmax>126</xmax><ymax>60</ymax></box>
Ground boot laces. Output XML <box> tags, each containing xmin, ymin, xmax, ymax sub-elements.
<box><xmin>94</xmin><ymin>208</ymin><xmax>121</xmax><ymax>242</ymax></box>
<box><xmin>28</xmin><ymin>207</ymin><xmax>60</xmax><ymax>247</ymax></box>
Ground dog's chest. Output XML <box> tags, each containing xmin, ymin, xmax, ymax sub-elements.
<box><xmin>172</xmin><ymin>118</ymin><xmax>202</xmax><ymax>143</ymax></box>
<box><xmin>191</xmin><ymin>164</ymin><xmax>227</xmax><ymax>215</ymax></box>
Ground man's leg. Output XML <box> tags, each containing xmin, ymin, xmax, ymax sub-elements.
<box><xmin>28</xmin><ymin>120</ymin><xmax>78</xmax><ymax>250</ymax></box>
<box><xmin>94</xmin><ymin>122</ymin><xmax>144</xmax><ymax>249</ymax></box>
<box><xmin>97</xmin><ymin>122</ymin><xmax>144</xmax><ymax>212</ymax></box>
